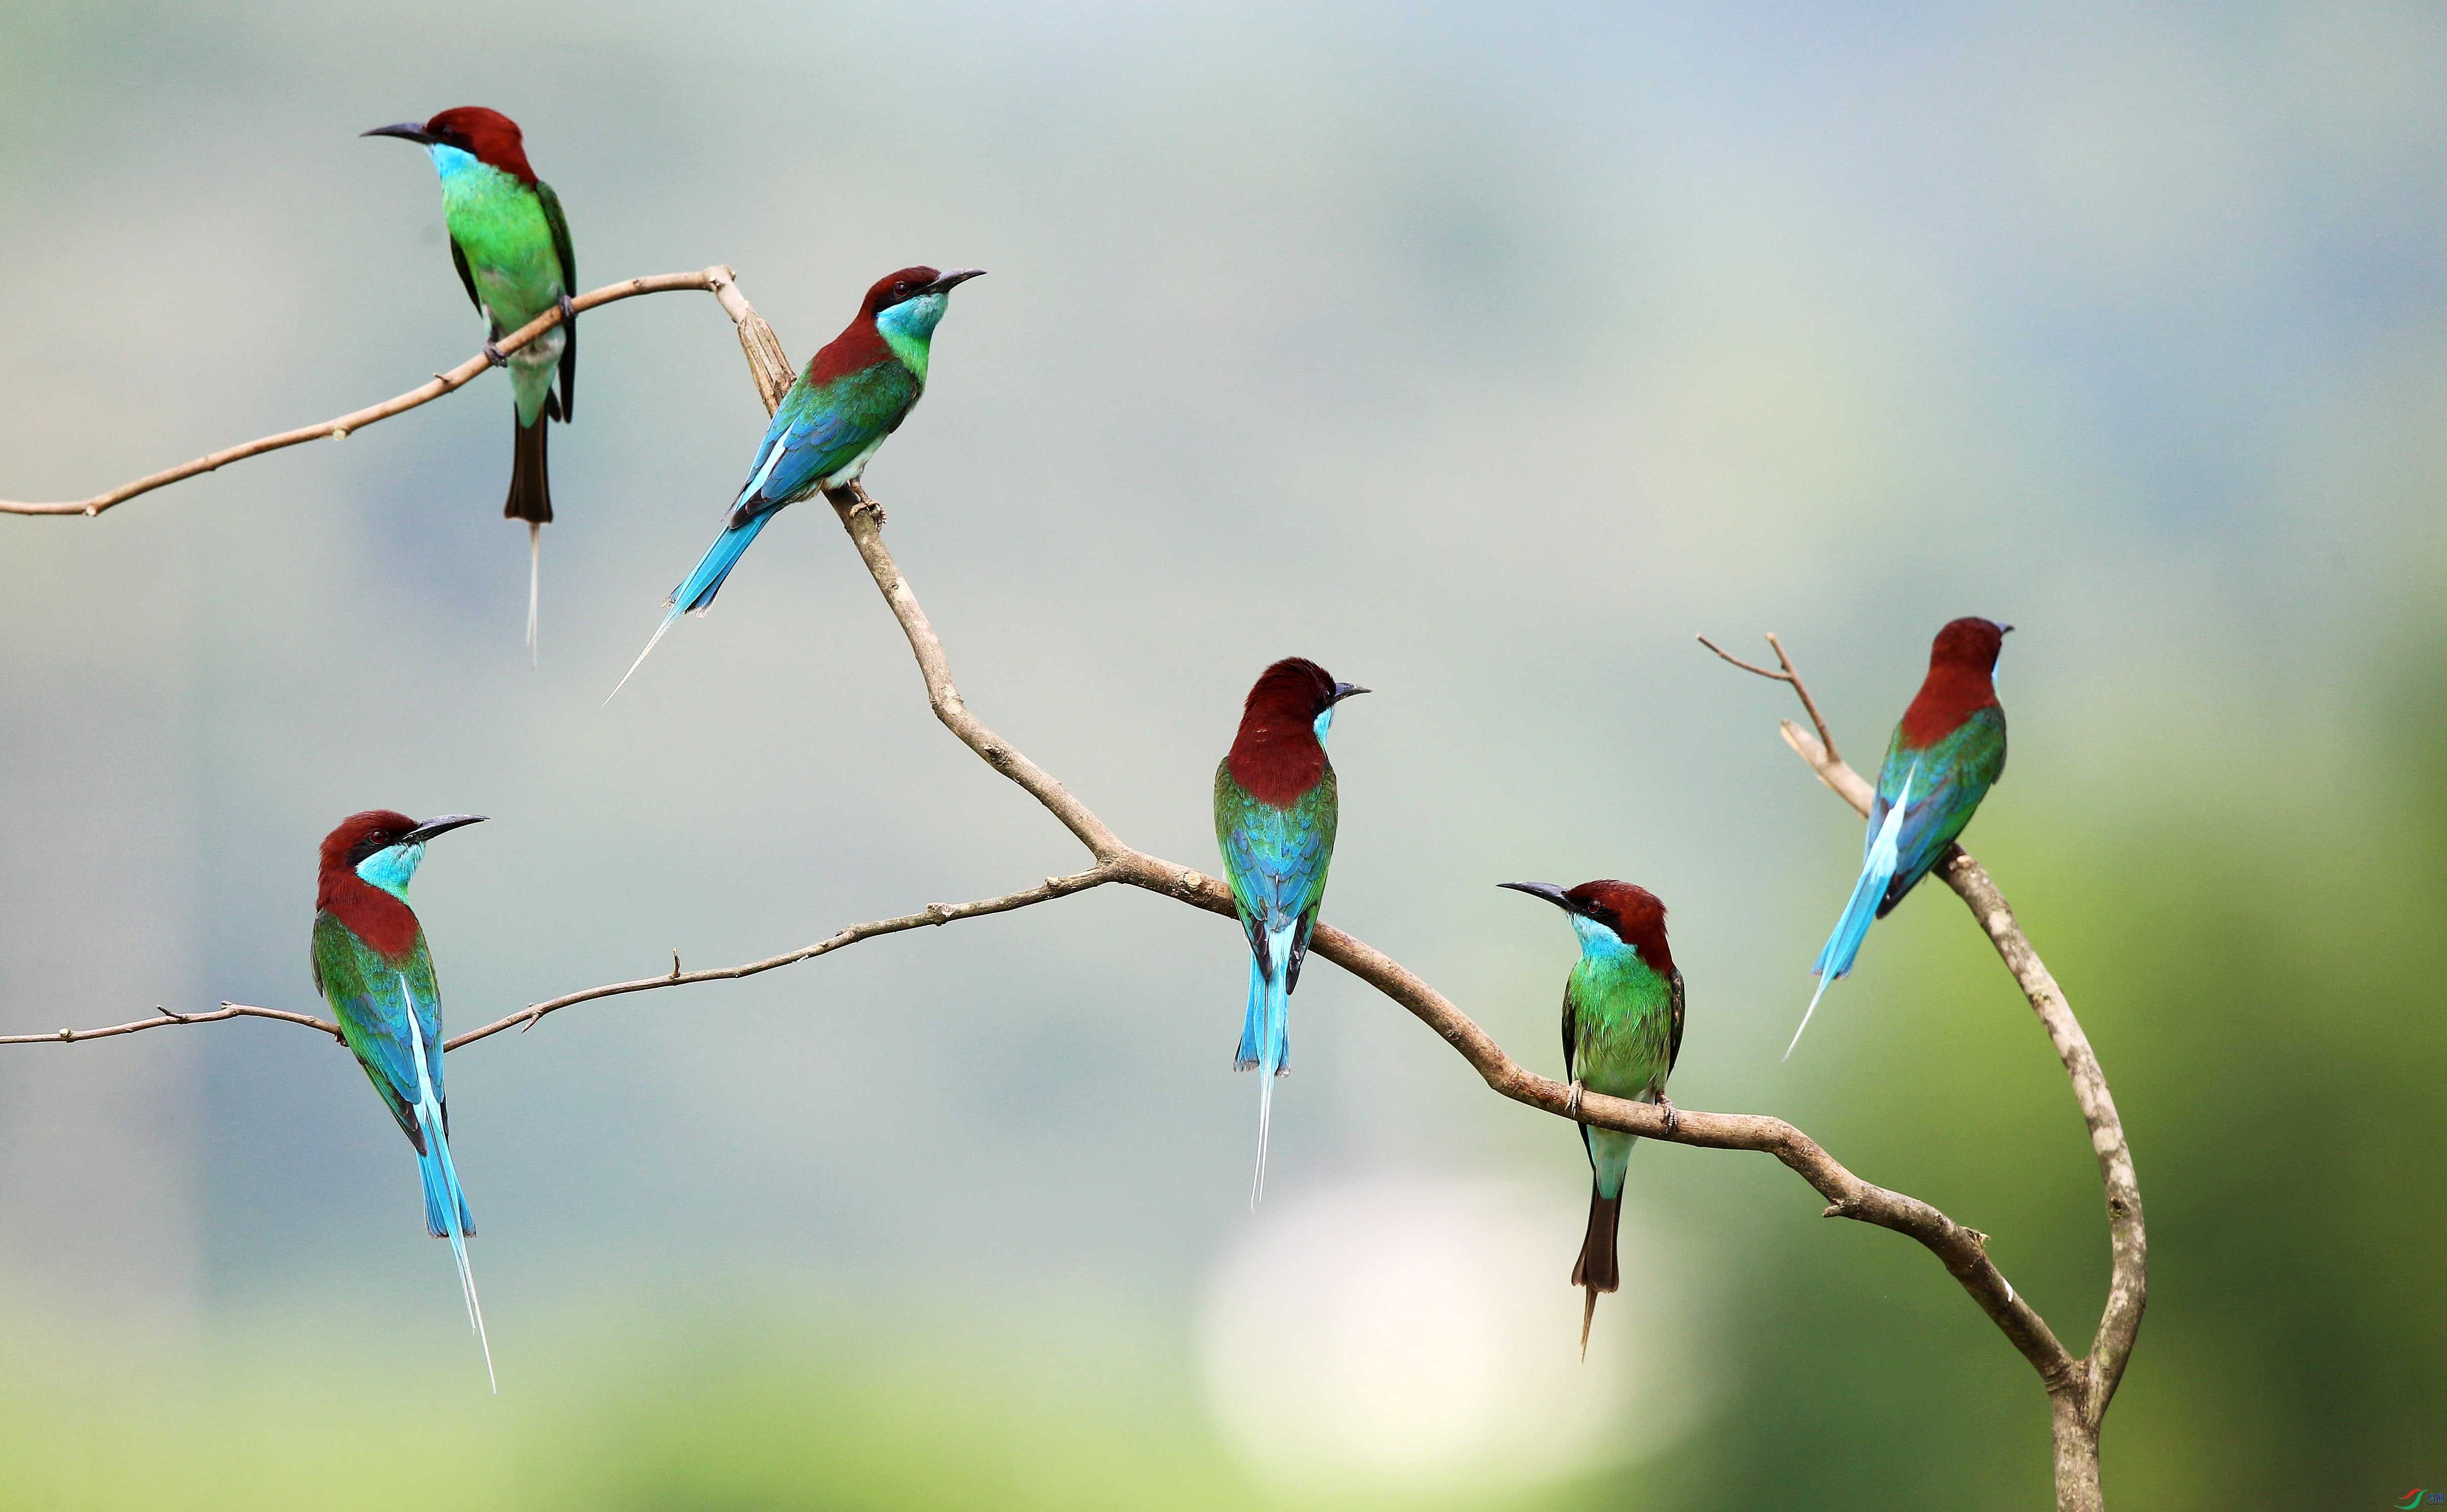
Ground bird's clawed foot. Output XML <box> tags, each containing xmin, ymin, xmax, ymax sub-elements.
<box><xmin>1566</xmin><ymin>1079</ymin><xmax>1585</xmax><ymax>1121</ymax></box>
<box><xmin>482</xmin><ymin>341</ymin><xmax>509</xmax><ymax>369</ymax></box>
<box><xmin>1655</xmin><ymin>1096</ymin><xmax>1679</xmax><ymax>1136</ymax></box>
<box><xmin>556</xmin><ymin>293</ymin><xmax>577</xmax><ymax>326</ymax></box>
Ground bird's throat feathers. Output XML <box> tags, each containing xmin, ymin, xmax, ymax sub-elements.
<box><xmin>1571</xmin><ymin>912</ymin><xmax>1673</xmax><ymax>982</ymax></box>
<box><xmin>873</xmin><ymin>292</ymin><xmax>949</xmax><ymax>381</ymax></box>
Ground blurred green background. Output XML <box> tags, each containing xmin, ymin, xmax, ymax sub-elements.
<box><xmin>3</xmin><ymin>2</ymin><xmax>2442</xmax><ymax>1506</ymax></box>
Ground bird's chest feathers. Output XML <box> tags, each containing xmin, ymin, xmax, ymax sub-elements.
<box><xmin>1570</xmin><ymin>934</ymin><xmax>1671</xmax><ymax>1083</ymax></box>
<box><xmin>319</xmin><ymin>842</ymin><xmax>425</xmax><ymax>960</ymax></box>
<box><xmin>432</xmin><ymin>150</ymin><xmax>561</xmax><ymax>316</ymax></box>
<box><xmin>320</xmin><ymin>878</ymin><xmax>422</xmax><ymax>961</ymax></box>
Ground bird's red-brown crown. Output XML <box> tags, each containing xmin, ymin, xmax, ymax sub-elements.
<box><xmin>864</xmin><ymin>267</ymin><xmax>946</xmax><ymax>316</ymax></box>
<box><xmin>1900</xmin><ymin>616</ymin><xmax>2009</xmax><ymax>746</ymax></box>
<box><xmin>1567</xmin><ymin>881</ymin><xmax>1674</xmax><ymax>974</ymax></box>
<box><xmin>1226</xmin><ymin>658</ymin><xmax>1343</xmax><ymax>805</ymax></box>
<box><xmin>423</xmin><ymin>107</ymin><xmax>537</xmax><ymax>183</ymax></box>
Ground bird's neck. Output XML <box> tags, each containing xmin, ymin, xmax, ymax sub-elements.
<box><xmin>1573</xmin><ymin>926</ymin><xmax>1668</xmax><ymax>998</ymax></box>
<box><xmin>1898</xmin><ymin>662</ymin><xmax>1998</xmax><ymax>747</ymax></box>
<box><xmin>873</xmin><ymin>293</ymin><xmax>949</xmax><ymax>382</ymax></box>
<box><xmin>316</xmin><ymin>870</ymin><xmax>424</xmax><ymax>960</ymax></box>
<box><xmin>1225</xmin><ymin>715</ymin><xmax>1326</xmax><ymax>808</ymax></box>
<box><xmin>430</xmin><ymin>146</ymin><xmax>528</xmax><ymax>211</ymax></box>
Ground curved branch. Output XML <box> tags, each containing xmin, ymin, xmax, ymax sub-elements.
<box><xmin>1772</xmin><ymin>713</ymin><xmax>2145</xmax><ymax>1412</ymax></box>
<box><xmin>810</xmin><ymin>494</ymin><xmax>2073</xmax><ymax>1389</ymax></box>
<box><xmin>1</xmin><ymin>267</ymin><xmax>756</xmax><ymax>517</ymax></box>
<box><xmin>1727</xmin><ymin>640</ymin><xmax>2145</xmax><ymax>1509</ymax></box>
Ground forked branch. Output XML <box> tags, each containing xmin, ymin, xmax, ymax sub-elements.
<box><xmin>1704</xmin><ymin>629</ymin><xmax>2144</xmax><ymax>1510</ymax></box>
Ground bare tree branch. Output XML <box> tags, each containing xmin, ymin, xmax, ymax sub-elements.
<box><xmin>6</xmin><ymin>264</ymin><xmax>2127</xmax><ymax>1507</ymax></box>
<box><xmin>1697</xmin><ymin>631</ymin><xmax>1840</xmax><ymax>762</ymax></box>
<box><xmin>0</xmin><ymin>1003</ymin><xmax>342</xmax><ymax>1046</ymax></box>
<box><xmin>443</xmin><ymin>866</ymin><xmax>1116</xmax><ymax>1051</ymax></box>
<box><xmin>0</xmin><ymin>268</ymin><xmax>757</xmax><ymax>517</ymax></box>
<box><xmin>1727</xmin><ymin>641</ymin><xmax>2144</xmax><ymax>1512</ymax></box>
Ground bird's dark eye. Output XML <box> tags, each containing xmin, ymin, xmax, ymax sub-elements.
<box><xmin>894</xmin><ymin>281</ymin><xmax>911</xmax><ymax>295</ymax></box>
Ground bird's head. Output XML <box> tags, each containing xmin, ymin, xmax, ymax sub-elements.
<box><xmin>1244</xmin><ymin>657</ymin><xmax>1370</xmax><ymax>745</ymax></box>
<box><xmin>1501</xmin><ymin>879</ymin><xmax>1674</xmax><ymax>972</ymax></box>
<box><xmin>319</xmin><ymin>809</ymin><xmax>487</xmax><ymax>903</ymax></box>
<box><xmin>1930</xmin><ymin>616</ymin><xmax>2012</xmax><ymax>674</ymax></box>
<box><xmin>363</xmin><ymin>107</ymin><xmax>537</xmax><ymax>184</ymax></box>
<box><xmin>863</xmin><ymin>266</ymin><xmax>986</xmax><ymax>348</ymax></box>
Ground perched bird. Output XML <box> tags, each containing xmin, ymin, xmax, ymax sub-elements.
<box><xmin>609</xmin><ymin>265</ymin><xmax>986</xmax><ymax>699</ymax></box>
<box><xmin>1213</xmin><ymin>658</ymin><xmax>1367</xmax><ymax>1203</ymax></box>
<box><xmin>1501</xmin><ymin>880</ymin><xmax>1682</xmax><ymax>1356</ymax></box>
<box><xmin>1791</xmin><ymin>617</ymin><xmax>2012</xmax><ymax>1058</ymax></box>
<box><xmin>365</xmin><ymin>108</ymin><xmax>577</xmax><ymax>658</ymax></box>
<box><xmin>310</xmin><ymin>809</ymin><xmax>495</xmax><ymax>1389</ymax></box>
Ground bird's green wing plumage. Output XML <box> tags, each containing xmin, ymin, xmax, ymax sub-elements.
<box><xmin>448</xmin><ymin>238</ymin><xmax>484</xmax><ymax>322</ymax></box>
<box><xmin>1667</xmin><ymin>967</ymin><xmax>1685</xmax><ymax>1077</ymax></box>
<box><xmin>310</xmin><ymin>913</ymin><xmax>444</xmax><ymax>1150</ymax></box>
<box><xmin>534</xmin><ymin>177</ymin><xmax>577</xmax><ymax>420</ymax></box>
<box><xmin>1873</xmin><ymin>705</ymin><xmax>2007</xmax><ymax>914</ymax></box>
<box><xmin>1212</xmin><ymin>765</ymin><xmax>1338</xmax><ymax>985</ymax></box>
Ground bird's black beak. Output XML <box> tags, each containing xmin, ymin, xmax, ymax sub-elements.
<box><xmin>1499</xmin><ymin>881</ymin><xmax>1578</xmax><ymax>914</ymax></box>
<box><xmin>2000</xmin><ymin>624</ymin><xmax>2016</xmax><ymax>635</ymax></box>
<box><xmin>1331</xmin><ymin>682</ymin><xmax>1370</xmax><ymax>703</ymax></box>
<box><xmin>362</xmin><ymin>121</ymin><xmax>438</xmax><ymax>145</ymax></box>
<box><xmin>924</xmin><ymin>269</ymin><xmax>987</xmax><ymax>294</ymax></box>
<box><xmin>401</xmin><ymin>814</ymin><xmax>487</xmax><ymax>847</ymax></box>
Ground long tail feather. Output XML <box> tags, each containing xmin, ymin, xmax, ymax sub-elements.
<box><xmin>525</xmin><ymin>523</ymin><xmax>541</xmax><ymax>667</ymax></box>
<box><xmin>1244</xmin><ymin>919</ymin><xmax>1297</xmax><ymax>1207</ymax></box>
<box><xmin>1792</xmin><ymin>766</ymin><xmax>1916</xmax><ymax>1059</ymax></box>
<box><xmin>606</xmin><ymin>603</ymin><xmax>684</xmax><ymax>706</ymax></box>
<box><xmin>1572</xmin><ymin>1188</ymin><xmax>1621</xmax><ymax>1359</ymax></box>
<box><xmin>404</xmin><ymin>978</ymin><xmax>495</xmax><ymax>1393</ymax></box>
<box><xmin>605</xmin><ymin>513</ymin><xmax>775</xmax><ymax>704</ymax></box>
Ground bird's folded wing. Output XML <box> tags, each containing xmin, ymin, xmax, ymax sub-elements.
<box><xmin>1218</xmin><ymin>793</ymin><xmax>1334</xmax><ymax>937</ymax></box>
<box><xmin>1888</xmin><ymin>709</ymin><xmax>2006</xmax><ymax>886</ymax></box>
<box><xmin>311</xmin><ymin>915</ymin><xmax>442</xmax><ymax>1136</ymax></box>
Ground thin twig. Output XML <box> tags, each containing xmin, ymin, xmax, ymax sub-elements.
<box><xmin>444</xmin><ymin>867</ymin><xmax>1115</xmax><ymax>1051</ymax></box>
<box><xmin>1696</xmin><ymin>632</ymin><xmax>1839</xmax><ymax>762</ymax></box>
<box><xmin>0</xmin><ymin>268</ymin><xmax>755</xmax><ymax>517</ymax></box>
<box><xmin>0</xmin><ymin>1003</ymin><xmax>341</xmax><ymax>1046</ymax></box>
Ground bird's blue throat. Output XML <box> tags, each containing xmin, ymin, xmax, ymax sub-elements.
<box><xmin>875</xmin><ymin>292</ymin><xmax>950</xmax><ymax>379</ymax></box>
<box><xmin>356</xmin><ymin>842</ymin><xmax>427</xmax><ymax>902</ymax></box>
<box><xmin>1570</xmin><ymin>914</ymin><xmax>1633</xmax><ymax>961</ymax></box>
